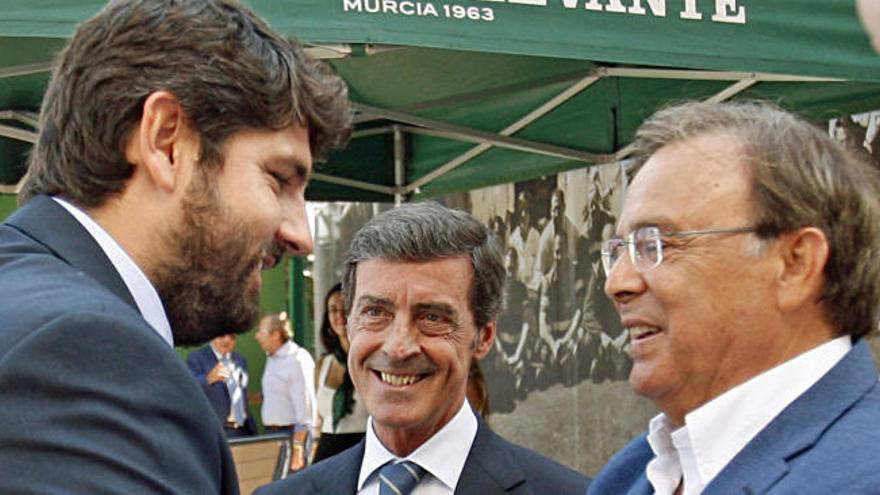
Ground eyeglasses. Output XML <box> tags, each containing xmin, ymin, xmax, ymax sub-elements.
<box><xmin>601</xmin><ymin>225</ymin><xmax>757</xmax><ymax>275</ymax></box>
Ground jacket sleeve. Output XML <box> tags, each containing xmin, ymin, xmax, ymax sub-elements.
<box><xmin>0</xmin><ymin>311</ymin><xmax>236</xmax><ymax>494</ymax></box>
<box><xmin>187</xmin><ymin>348</ymin><xmax>213</xmax><ymax>389</ymax></box>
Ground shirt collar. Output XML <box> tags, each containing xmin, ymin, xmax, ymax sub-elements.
<box><xmin>53</xmin><ymin>197</ymin><xmax>174</xmax><ymax>347</ymax></box>
<box><xmin>269</xmin><ymin>341</ymin><xmax>294</xmax><ymax>358</ymax></box>
<box><xmin>210</xmin><ymin>343</ymin><xmax>227</xmax><ymax>361</ymax></box>
<box><xmin>359</xmin><ymin>399</ymin><xmax>478</xmax><ymax>491</ymax></box>
<box><xmin>646</xmin><ymin>414</ymin><xmax>683</xmax><ymax>494</ymax></box>
<box><xmin>646</xmin><ymin>336</ymin><xmax>852</xmax><ymax>494</ymax></box>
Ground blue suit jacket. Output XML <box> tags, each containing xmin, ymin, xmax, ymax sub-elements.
<box><xmin>187</xmin><ymin>344</ymin><xmax>258</xmax><ymax>435</ymax></box>
<box><xmin>0</xmin><ymin>196</ymin><xmax>239</xmax><ymax>494</ymax></box>
<box><xmin>588</xmin><ymin>339</ymin><xmax>880</xmax><ymax>494</ymax></box>
<box><xmin>254</xmin><ymin>414</ymin><xmax>590</xmax><ymax>494</ymax></box>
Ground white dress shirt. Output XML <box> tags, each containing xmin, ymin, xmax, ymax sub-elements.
<box><xmin>645</xmin><ymin>336</ymin><xmax>852</xmax><ymax>494</ymax></box>
<box><xmin>261</xmin><ymin>341</ymin><xmax>316</xmax><ymax>430</ymax></box>
<box><xmin>53</xmin><ymin>197</ymin><xmax>173</xmax><ymax>347</ymax></box>
<box><xmin>357</xmin><ymin>400</ymin><xmax>478</xmax><ymax>495</ymax></box>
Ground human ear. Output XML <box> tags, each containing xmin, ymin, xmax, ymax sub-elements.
<box><xmin>776</xmin><ymin>227</ymin><xmax>829</xmax><ymax>312</ymax></box>
<box><xmin>472</xmin><ymin>321</ymin><xmax>496</xmax><ymax>359</ymax></box>
<box><xmin>126</xmin><ymin>91</ymin><xmax>191</xmax><ymax>192</ymax></box>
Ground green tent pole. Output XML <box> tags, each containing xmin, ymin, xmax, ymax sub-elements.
<box><xmin>288</xmin><ymin>257</ymin><xmax>313</xmax><ymax>354</ymax></box>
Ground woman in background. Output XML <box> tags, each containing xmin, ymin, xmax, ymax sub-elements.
<box><xmin>313</xmin><ymin>283</ymin><xmax>369</xmax><ymax>462</ymax></box>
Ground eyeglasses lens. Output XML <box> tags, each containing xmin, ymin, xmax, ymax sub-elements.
<box><xmin>633</xmin><ymin>227</ymin><xmax>661</xmax><ymax>272</ymax></box>
<box><xmin>601</xmin><ymin>240</ymin><xmax>619</xmax><ymax>275</ymax></box>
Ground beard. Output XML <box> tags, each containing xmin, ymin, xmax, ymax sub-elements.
<box><xmin>151</xmin><ymin>168</ymin><xmax>284</xmax><ymax>346</ymax></box>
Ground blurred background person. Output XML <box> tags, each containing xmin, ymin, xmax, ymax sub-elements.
<box><xmin>313</xmin><ymin>283</ymin><xmax>369</xmax><ymax>463</ymax></box>
<box><xmin>255</xmin><ymin>312</ymin><xmax>316</xmax><ymax>472</ymax></box>
<box><xmin>187</xmin><ymin>333</ymin><xmax>258</xmax><ymax>438</ymax></box>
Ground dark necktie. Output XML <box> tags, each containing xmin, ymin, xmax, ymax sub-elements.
<box><xmin>379</xmin><ymin>460</ymin><xmax>426</xmax><ymax>495</ymax></box>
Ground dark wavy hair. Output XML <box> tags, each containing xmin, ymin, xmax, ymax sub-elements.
<box><xmin>319</xmin><ymin>283</ymin><xmax>344</xmax><ymax>355</ymax></box>
<box><xmin>21</xmin><ymin>0</ymin><xmax>351</xmax><ymax>206</ymax></box>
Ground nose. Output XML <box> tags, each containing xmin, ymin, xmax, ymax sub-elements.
<box><xmin>276</xmin><ymin>195</ymin><xmax>314</xmax><ymax>256</ymax></box>
<box><xmin>603</xmin><ymin>250</ymin><xmax>647</xmax><ymax>305</ymax></box>
<box><xmin>380</xmin><ymin>317</ymin><xmax>420</xmax><ymax>361</ymax></box>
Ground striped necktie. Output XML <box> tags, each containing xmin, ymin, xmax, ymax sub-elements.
<box><xmin>379</xmin><ymin>461</ymin><xmax>426</xmax><ymax>495</ymax></box>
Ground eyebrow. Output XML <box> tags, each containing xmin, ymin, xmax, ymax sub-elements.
<box><xmin>356</xmin><ymin>295</ymin><xmax>395</xmax><ymax>310</ymax></box>
<box><xmin>617</xmin><ymin>216</ymin><xmax>682</xmax><ymax>236</ymax></box>
<box><xmin>414</xmin><ymin>302</ymin><xmax>458</xmax><ymax>321</ymax></box>
<box><xmin>354</xmin><ymin>297</ymin><xmax>460</xmax><ymax>322</ymax></box>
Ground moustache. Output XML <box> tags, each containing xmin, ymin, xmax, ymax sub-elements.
<box><xmin>256</xmin><ymin>241</ymin><xmax>288</xmax><ymax>271</ymax></box>
<box><xmin>364</xmin><ymin>351</ymin><xmax>437</xmax><ymax>375</ymax></box>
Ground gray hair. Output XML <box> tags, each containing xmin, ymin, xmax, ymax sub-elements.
<box><xmin>631</xmin><ymin>100</ymin><xmax>880</xmax><ymax>339</ymax></box>
<box><xmin>342</xmin><ymin>202</ymin><xmax>506</xmax><ymax>330</ymax></box>
<box><xmin>261</xmin><ymin>312</ymin><xmax>293</xmax><ymax>341</ymax></box>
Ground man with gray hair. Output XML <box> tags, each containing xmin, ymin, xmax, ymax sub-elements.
<box><xmin>255</xmin><ymin>312</ymin><xmax>317</xmax><ymax>472</ymax></box>
<box><xmin>257</xmin><ymin>201</ymin><xmax>589</xmax><ymax>494</ymax></box>
<box><xmin>589</xmin><ymin>100</ymin><xmax>880</xmax><ymax>494</ymax></box>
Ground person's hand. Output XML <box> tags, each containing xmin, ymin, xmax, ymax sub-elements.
<box><xmin>207</xmin><ymin>362</ymin><xmax>230</xmax><ymax>384</ymax></box>
<box><xmin>290</xmin><ymin>445</ymin><xmax>306</xmax><ymax>472</ymax></box>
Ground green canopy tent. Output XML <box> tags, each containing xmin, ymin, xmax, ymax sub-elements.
<box><xmin>1</xmin><ymin>1</ymin><xmax>880</xmax><ymax>202</ymax></box>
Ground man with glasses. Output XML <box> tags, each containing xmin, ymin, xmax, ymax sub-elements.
<box><xmin>257</xmin><ymin>202</ymin><xmax>589</xmax><ymax>494</ymax></box>
<box><xmin>589</xmin><ymin>101</ymin><xmax>880</xmax><ymax>494</ymax></box>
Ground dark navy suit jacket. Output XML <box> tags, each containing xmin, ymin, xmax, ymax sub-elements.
<box><xmin>187</xmin><ymin>344</ymin><xmax>258</xmax><ymax>435</ymax></box>
<box><xmin>255</xmin><ymin>414</ymin><xmax>590</xmax><ymax>494</ymax></box>
<box><xmin>0</xmin><ymin>196</ymin><xmax>239</xmax><ymax>494</ymax></box>
<box><xmin>588</xmin><ymin>339</ymin><xmax>880</xmax><ymax>494</ymax></box>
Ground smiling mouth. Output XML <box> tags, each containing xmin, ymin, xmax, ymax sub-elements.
<box><xmin>628</xmin><ymin>325</ymin><xmax>662</xmax><ymax>340</ymax></box>
<box><xmin>376</xmin><ymin>371</ymin><xmax>425</xmax><ymax>387</ymax></box>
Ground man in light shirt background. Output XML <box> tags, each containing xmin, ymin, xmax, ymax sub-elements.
<box><xmin>256</xmin><ymin>202</ymin><xmax>590</xmax><ymax>494</ymax></box>
<box><xmin>256</xmin><ymin>312</ymin><xmax>318</xmax><ymax>472</ymax></box>
<box><xmin>589</xmin><ymin>100</ymin><xmax>880</xmax><ymax>494</ymax></box>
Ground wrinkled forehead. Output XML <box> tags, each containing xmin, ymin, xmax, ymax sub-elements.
<box><xmin>353</xmin><ymin>257</ymin><xmax>473</xmax><ymax>303</ymax></box>
<box><xmin>618</xmin><ymin>134</ymin><xmax>752</xmax><ymax>235</ymax></box>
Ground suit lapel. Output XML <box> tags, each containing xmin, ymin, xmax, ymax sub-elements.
<box><xmin>5</xmin><ymin>195</ymin><xmax>137</xmax><ymax>309</ymax></box>
<box><xmin>587</xmin><ymin>435</ymin><xmax>653</xmax><ymax>495</ymax></box>
<box><xmin>455</xmin><ymin>416</ymin><xmax>526</xmax><ymax>493</ymax></box>
<box><xmin>705</xmin><ymin>340</ymin><xmax>878</xmax><ymax>494</ymax></box>
<box><xmin>311</xmin><ymin>440</ymin><xmax>363</xmax><ymax>494</ymax></box>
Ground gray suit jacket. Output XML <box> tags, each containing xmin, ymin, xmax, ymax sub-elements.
<box><xmin>0</xmin><ymin>196</ymin><xmax>239</xmax><ymax>494</ymax></box>
<box><xmin>255</xmin><ymin>414</ymin><xmax>590</xmax><ymax>494</ymax></box>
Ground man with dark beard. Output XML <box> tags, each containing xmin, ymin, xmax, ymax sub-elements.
<box><xmin>0</xmin><ymin>1</ymin><xmax>350</xmax><ymax>493</ymax></box>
